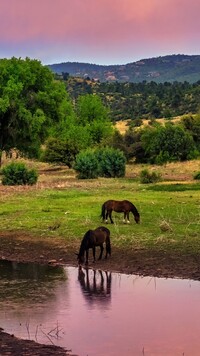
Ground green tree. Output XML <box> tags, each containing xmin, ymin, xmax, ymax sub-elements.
<box><xmin>182</xmin><ymin>114</ymin><xmax>200</xmax><ymax>150</ymax></box>
<box><xmin>87</xmin><ymin>119</ymin><xmax>113</xmax><ymax>145</ymax></box>
<box><xmin>0</xmin><ymin>57</ymin><xmax>70</xmax><ymax>164</ymax></box>
<box><xmin>41</xmin><ymin>137</ymin><xmax>79</xmax><ymax>168</ymax></box>
<box><xmin>75</xmin><ymin>93</ymin><xmax>113</xmax><ymax>146</ymax></box>
<box><xmin>76</xmin><ymin>94</ymin><xmax>109</xmax><ymax>125</ymax></box>
<box><xmin>141</xmin><ymin>123</ymin><xmax>196</xmax><ymax>164</ymax></box>
<box><xmin>43</xmin><ymin>93</ymin><xmax>113</xmax><ymax>166</ymax></box>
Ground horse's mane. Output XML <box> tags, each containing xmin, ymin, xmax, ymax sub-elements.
<box><xmin>79</xmin><ymin>230</ymin><xmax>92</xmax><ymax>254</ymax></box>
<box><xmin>130</xmin><ymin>203</ymin><xmax>139</xmax><ymax>216</ymax></box>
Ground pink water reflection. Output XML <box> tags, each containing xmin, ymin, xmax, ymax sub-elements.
<box><xmin>1</xmin><ymin>265</ymin><xmax>200</xmax><ymax>355</ymax></box>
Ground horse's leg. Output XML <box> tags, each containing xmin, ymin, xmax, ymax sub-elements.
<box><xmin>98</xmin><ymin>244</ymin><xmax>104</xmax><ymax>260</ymax></box>
<box><xmin>105</xmin><ymin>210</ymin><xmax>109</xmax><ymax>223</ymax></box>
<box><xmin>109</xmin><ymin>210</ymin><xmax>114</xmax><ymax>224</ymax></box>
<box><xmin>92</xmin><ymin>247</ymin><xmax>96</xmax><ymax>263</ymax></box>
<box><xmin>85</xmin><ymin>249</ymin><xmax>89</xmax><ymax>265</ymax></box>
<box><xmin>105</xmin><ymin>245</ymin><xmax>108</xmax><ymax>259</ymax></box>
<box><xmin>123</xmin><ymin>212</ymin><xmax>126</xmax><ymax>223</ymax></box>
<box><xmin>127</xmin><ymin>212</ymin><xmax>130</xmax><ymax>224</ymax></box>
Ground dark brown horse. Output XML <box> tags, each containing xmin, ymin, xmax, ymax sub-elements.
<box><xmin>77</xmin><ymin>226</ymin><xmax>111</xmax><ymax>265</ymax></box>
<box><xmin>101</xmin><ymin>199</ymin><xmax>140</xmax><ymax>224</ymax></box>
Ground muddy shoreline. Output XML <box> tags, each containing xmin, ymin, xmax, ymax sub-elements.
<box><xmin>1</xmin><ymin>231</ymin><xmax>200</xmax><ymax>281</ymax></box>
<box><xmin>0</xmin><ymin>329</ymin><xmax>73</xmax><ymax>356</ymax></box>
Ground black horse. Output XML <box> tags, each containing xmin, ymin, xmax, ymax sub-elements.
<box><xmin>77</xmin><ymin>226</ymin><xmax>111</xmax><ymax>265</ymax></box>
<box><xmin>101</xmin><ymin>199</ymin><xmax>140</xmax><ymax>224</ymax></box>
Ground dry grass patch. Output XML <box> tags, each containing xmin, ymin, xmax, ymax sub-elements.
<box><xmin>126</xmin><ymin>160</ymin><xmax>200</xmax><ymax>182</ymax></box>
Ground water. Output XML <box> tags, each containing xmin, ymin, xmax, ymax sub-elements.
<box><xmin>1</xmin><ymin>261</ymin><xmax>200</xmax><ymax>355</ymax></box>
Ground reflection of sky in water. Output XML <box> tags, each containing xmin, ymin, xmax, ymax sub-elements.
<box><xmin>1</xmin><ymin>262</ymin><xmax>200</xmax><ymax>356</ymax></box>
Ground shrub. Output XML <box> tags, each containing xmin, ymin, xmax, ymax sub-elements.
<box><xmin>140</xmin><ymin>168</ymin><xmax>161</xmax><ymax>184</ymax></box>
<box><xmin>73</xmin><ymin>150</ymin><xmax>99</xmax><ymax>179</ymax></box>
<box><xmin>141</xmin><ymin>124</ymin><xmax>196</xmax><ymax>164</ymax></box>
<box><xmin>193</xmin><ymin>171</ymin><xmax>200</xmax><ymax>180</ymax></box>
<box><xmin>1</xmin><ymin>162</ymin><xmax>38</xmax><ymax>185</ymax></box>
<box><xmin>41</xmin><ymin>137</ymin><xmax>79</xmax><ymax>168</ymax></box>
<box><xmin>96</xmin><ymin>147</ymin><xmax>126</xmax><ymax>178</ymax></box>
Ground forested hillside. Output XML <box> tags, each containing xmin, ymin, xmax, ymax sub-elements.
<box><xmin>64</xmin><ymin>76</ymin><xmax>200</xmax><ymax>121</ymax></box>
<box><xmin>48</xmin><ymin>54</ymin><xmax>200</xmax><ymax>83</ymax></box>
<box><xmin>1</xmin><ymin>57</ymin><xmax>200</xmax><ymax>170</ymax></box>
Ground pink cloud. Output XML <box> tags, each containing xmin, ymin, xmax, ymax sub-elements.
<box><xmin>0</xmin><ymin>0</ymin><xmax>199</xmax><ymax>64</ymax></box>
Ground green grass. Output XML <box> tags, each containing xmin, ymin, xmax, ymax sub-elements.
<box><xmin>0</xmin><ymin>178</ymin><xmax>200</xmax><ymax>256</ymax></box>
<box><xmin>147</xmin><ymin>183</ymin><xmax>200</xmax><ymax>191</ymax></box>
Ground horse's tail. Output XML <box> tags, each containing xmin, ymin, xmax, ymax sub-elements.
<box><xmin>100</xmin><ymin>202</ymin><xmax>106</xmax><ymax>221</ymax></box>
<box><xmin>106</xmin><ymin>235</ymin><xmax>111</xmax><ymax>256</ymax></box>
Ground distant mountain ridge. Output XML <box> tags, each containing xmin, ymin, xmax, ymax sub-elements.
<box><xmin>48</xmin><ymin>54</ymin><xmax>200</xmax><ymax>83</ymax></box>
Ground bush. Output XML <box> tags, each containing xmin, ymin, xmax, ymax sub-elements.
<box><xmin>74</xmin><ymin>147</ymin><xmax>126</xmax><ymax>179</ymax></box>
<box><xmin>140</xmin><ymin>124</ymin><xmax>196</xmax><ymax>164</ymax></box>
<box><xmin>41</xmin><ymin>137</ymin><xmax>79</xmax><ymax>168</ymax></box>
<box><xmin>96</xmin><ymin>147</ymin><xmax>126</xmax><ymax>178</ymax></box>
<box><xmin>73</xmin><ymin>150</ymin><xmax>99</xmax><ymax>179</ymax></box>
<box><xmin>1</xmin><ymin>162</ymin><xmax>38</xmax><ymax>185</ymax></box>
<box><xmin>193</xmin><ymin>171</ymin><xmax>200</xmax><ymax>180</ymax></box>
<box><xmin>140</xmin><ymin>168</ymin><xmax>161</xmax><ymax>184</ymax></box>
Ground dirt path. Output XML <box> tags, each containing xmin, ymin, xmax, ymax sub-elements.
<box><xmin>0</xmin><ymin>231</ymin><xmax>200</xmax><ymax>355</ymax></box>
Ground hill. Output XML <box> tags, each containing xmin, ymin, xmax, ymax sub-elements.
<box><xmin>48</xmin><ymin>54</ymin><xmax>200</xmax><ymax>83</ymax></box>
<box><xmin>64</xmin><ymin>76</ymin><xmax>200</xmax><ymax>121</ymax></box>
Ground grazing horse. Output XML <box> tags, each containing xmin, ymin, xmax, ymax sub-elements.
<box><xmin>77</xmin><ymin>226</ymin><xmax>111</xmax><ymax>265</ymax></box>
<box><xmin>101</xmin><ymin>199</ymin><xmax>140</xmax><ymax>224</ymax></box>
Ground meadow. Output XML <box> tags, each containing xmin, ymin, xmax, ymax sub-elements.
<box><xmin>0</xmin><ymin>159</ymin><xmax>200</xmax><ymax>259</ymax></box>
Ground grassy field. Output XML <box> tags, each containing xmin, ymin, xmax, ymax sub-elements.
<box><xmin>0</xmin><ymin>158</ymin><xmax>200</xmax><ymax>256</ymax></box>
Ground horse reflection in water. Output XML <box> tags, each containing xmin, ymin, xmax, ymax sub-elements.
<box><xmin>78</xmin><ymin>266</ymin><xmax>112</xmax><ymax>307</ymax></box>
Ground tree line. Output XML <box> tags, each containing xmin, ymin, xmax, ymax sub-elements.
<box><xmin>1</xmin><ymin>57</ymin><xmax>200</xmax><ymax>176</ymax></box>
<box><xmin>65</xmin><ymin>76</ymin><xmax>200</xmax><ymax>121</ymax></box>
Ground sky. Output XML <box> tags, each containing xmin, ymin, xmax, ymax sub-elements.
<box><xmin>0</xmin><ymin>0</ymin><xmax>200</xmax><ymax>66</ymax></box>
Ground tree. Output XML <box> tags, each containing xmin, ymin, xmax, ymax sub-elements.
<box><xmin>141</xmin><ymin>123</ymin><xmax>196</xmax><ymax>164</ymax></box>
<box><xmin>0</xmin><ymin>57</ymin><xmax>70</xmax><ymax>164</ymax></box>
<box><xmin>42</xmin><ymin>93</ymin><xmax>114</xmax><ymax>166</ymax></box>
<box><xmin>75</xmin><ymin>93</ymin><xmax>113</xmax><ymax>146</ymax></box>
<box><xmin>182</xmin><ymin>114</ymin><xmax>200</xmax><ymax>150</ymax></box>
<box><xmin>41</xmin><ymin>137</ymin><xmax>79</xmax><ymax>168</ymax></box>
<box><xmin>87</xmin><ymin>119</ymin><xmax>113</xmax><ymax>145</ymax></box>
<box><xmin>76</xmin><ymin>94</ymin><xmax>109</xmax><ymax>125</ymax></box>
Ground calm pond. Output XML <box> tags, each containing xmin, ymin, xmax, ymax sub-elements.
<box><xmin>0</xmin><ymin>260</ymin><xmax>200</xmax><ymax>356</ymax></box>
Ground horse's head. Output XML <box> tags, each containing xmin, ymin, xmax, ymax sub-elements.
<box><xmin>134</xmin><ymin>214</ymin><xmax>140</xmax><ymax>224</ymax></box>
<box><xmin>75</xmin><ymin>252</ymin><xmax>85</xmax><ymax>265</ymax></box>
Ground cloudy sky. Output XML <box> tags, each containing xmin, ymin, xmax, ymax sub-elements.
<box><xmin>0</xmin><ymin>0</ymin><xmax>199</xmax><ymax>65</ymax></box>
